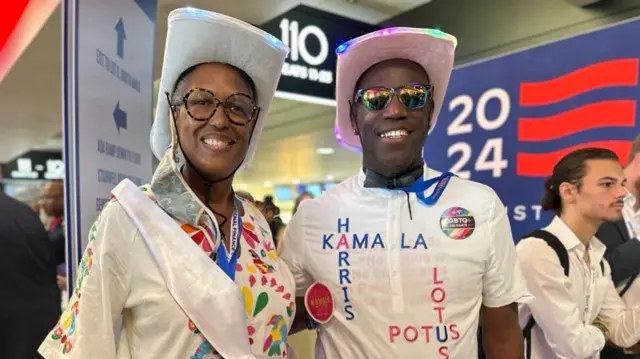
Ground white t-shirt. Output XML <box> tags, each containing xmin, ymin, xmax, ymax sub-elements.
<box><xmin>280</xmin><ymin>167</ymin><xmax>532</xmax><ymax>359</ymax></box>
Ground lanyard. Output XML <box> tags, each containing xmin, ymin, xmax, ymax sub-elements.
<box><xmin>397</xmin><ymin>172</ymin><xmax>454</xmax><ymax>206</ymax></box>
<box><xmin>215</xmin><ymin>204</ymin><xmax>242</xmax><ymax>281</ymax></box>
<box><xmin>584</xmin><ymin>267</ymin><xmax>595</xmax><ymax>324</ymax></box>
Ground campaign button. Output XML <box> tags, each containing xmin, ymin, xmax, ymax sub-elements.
<box><xmin>440</xmin><ymin>206</ymin><xmax>475</xmax><ymax>240</ymax></box>
<box><xmin>304</xmin><ymin>281</ymin><xmax>335</xmax><ymax>324</ymax></box>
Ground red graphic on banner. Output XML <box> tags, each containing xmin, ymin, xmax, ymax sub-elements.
<box><xmin>519</xmin><ymin>59</ymin><xmax>638</xmax><ymax>106</ymax></box>
<box><xmin>517</xmin><ymin>140</ymin><xmax>632</xmax><ymax>177</ymax></box>
<box><xmin>518</xmin><ymin>100</ymin><xmax>636</xmax><ymax>142</ymax></box>
<box><xmin>516</xmin><ymin>58</ymin><xmax>639</xmax><ymax>177</ymax></box>
<box><xmin>0</xmin><ymin>1</ymin><xmax>29</xmax><ymax>53</ymax></box>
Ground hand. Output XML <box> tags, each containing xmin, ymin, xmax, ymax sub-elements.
<box><xmin>592</xmin><ymin>317</ymin><xmax>610</xmax><ymax>341</ymax></box>
<box><xmin>624</xmin><ymin>341</ymin><xmax>640</xmax><ymax>354</ymax></box>
<box><xmin>57</xmin><ymin>275</ymin><xmax>67</xmax><ymax>291</ymax></box>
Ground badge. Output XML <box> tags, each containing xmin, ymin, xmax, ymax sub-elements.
<box><xmin>440</xmin><ymin>206</ymin><xmax>475</xmax><ymax>240</ymax></box>
<box><xmin>304</xmin><ymin>281</ymin><xmax>335</xmax><ymax>324</ymax></box>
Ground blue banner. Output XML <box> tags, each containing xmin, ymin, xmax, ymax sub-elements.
<box><xmin>425</xmin><ymin>18</ymin><xmax>640</xmax><ymax>241</ymax></box>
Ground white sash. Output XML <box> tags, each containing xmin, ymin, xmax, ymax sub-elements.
<box><xmin>112</xmin><ymin>179</ymin><xmax>256</xmax><ymax>359</ymax></box>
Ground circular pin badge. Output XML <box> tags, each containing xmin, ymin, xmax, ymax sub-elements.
<box><xmin>304</xmin><ymin>281</ymin><xmax>335</xmax><ymax>324</ymax></box>
<box><xmin>440</xmin><ymin>206</ymin><xmax>475</xmax><ymax>240</ymax></box>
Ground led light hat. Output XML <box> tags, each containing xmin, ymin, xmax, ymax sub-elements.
<box><xmin>150</xmin><ymin>7</ymin><xmax>289</xmax><ymax>167</ymax></box>
<box><xmin>334</xmin><ymin>27</ymin><xmax>457</xmax><ymax>152</ymax></box>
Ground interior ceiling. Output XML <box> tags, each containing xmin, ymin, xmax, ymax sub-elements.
<box><xmin>0</xmin><ymin>0</ymin><xmax>431</xmax><ymax>193</ymax></box>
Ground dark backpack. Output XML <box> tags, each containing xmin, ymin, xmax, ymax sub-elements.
<box><xmin>478</xmin><ymin>229</ymin><xmax>606</xmax><ymax>359</ymax></box>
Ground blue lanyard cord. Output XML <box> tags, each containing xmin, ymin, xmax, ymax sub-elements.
<box><xmin>215</xmin><ymin>203</ymin><xmax>242</xmax><ymax>281</ymax></box>
<box><xmin>396</xmin><ymin>172</ymin><xmax>454</xmax><ymax>206</ymax></box>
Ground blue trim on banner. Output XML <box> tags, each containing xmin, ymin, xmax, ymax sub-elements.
<box><xmin>135</xmin><ymin>0</ymin><xmax>157</xmax><ymax>23</ymax></box>
<box><xmin>74</xmin><ymin>0</ymin><xmax>82</xmax><ymax>270</ymax></box>
<box><xmin>63</xmin><ymin>0</ymin><xmax>74</xmax><ymax>297</ymax></box>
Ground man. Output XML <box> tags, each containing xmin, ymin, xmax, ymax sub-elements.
<box><xmin>597</xmin><ymin>135</ymin><xmax>640</xmax><ymax>359</ymax></box>
<box><xmin>0</xmin><ymin>189</ymin><xmax>61</xmax><ymax>358</ymax></box>
<box><xmin>518</xmin><ymin>148</ymin><xmax>640</xmax><ymax>359</ymax></box>
<box><xmin>40</xmin><ymin>179</ymin><xmax>67</xmax><ymax>291</ymax></box>
<box><xmin>280</xmin><ymin>28</ymin><xmax>532</xmax><ymax>358</ymax></box>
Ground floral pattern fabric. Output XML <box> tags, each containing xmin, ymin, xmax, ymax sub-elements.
<box><xmin>186</xmin><ymin>200</ymin><xmax>296</xmax><ymax>358</ymax></box>
<box><xmin>39</xmin><ymin>149</ymin><xmax>296</xmax><ymax>359</ymax></box>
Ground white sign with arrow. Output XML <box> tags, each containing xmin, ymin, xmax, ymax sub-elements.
<box><xmin>63</xmin><ymin>0</ymin><xmax>157</xmax><ymax>293</ymax></box>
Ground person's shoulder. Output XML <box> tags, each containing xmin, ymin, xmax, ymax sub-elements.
<box><xmin>434</xmin><ymin>170</ymin><xmax>503</xmax><ymax>216</ymax></box>
<box><xmin>91</xmin><ymin>193</ymin><xmax>140</xmax><ymax>239</ymax></box>
<box><xmin>303</xmin><ymin>174</ymin><xmax>359</xmax><ymax>208</ymax></box>
<box><xmin>446</xmin><ymin>173</ymin><xmax>499</xmax><ymax>202</ymax></box>
<box><xmin>0</xmin><ymin>193</ymin><xmax>33</xmax><ymax>212</ymax></box>
<box><xmin>516</xmin><ymin>233</ymin><xmax>560</xmax><ymax>261</ymax></box>
<box><xmin>0</xmin><ymin>193</ymin><xmax>44</xmax><ymax>226</ymax></box>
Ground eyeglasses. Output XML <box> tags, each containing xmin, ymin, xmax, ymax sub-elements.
<box><xmin>166</xmin><ymin>88</ymin><xmax>259</xmax><ymax>126</ymax></box>
<box><xmin>354</xmin><ymin>83</ymin><xmax>434</xmax><ymax>112</ymax></box>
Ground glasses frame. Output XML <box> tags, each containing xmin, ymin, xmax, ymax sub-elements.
<box><xmin>166</xmin><ymin>87</ymin><xmax>260</xmax><ymax>126</ymax></box>
<box><xmin>354</xmin><ymin>83</ymin><xmax>434</xmax><ymax>111</ymax></box>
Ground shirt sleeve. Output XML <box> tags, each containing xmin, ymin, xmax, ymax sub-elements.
<box><xmin>38</xmin><ymin>201</ymin><xmax>134</xmax><ymax>359</ymax></box>
<box><xmin>517</xmin><ymin>238</ymin><xmax>605</xmax><ymax>358</ymax></box>
<box><xmin>482</xmin><ymin>194</ymin><xmax>533</xmax><ymax>307</ymax></box>
<box><xmin>596</xmin><ymin>261</ymin><xmax>640</xmax><ymax>349</ymax></box>
<box><xmin>279</xmin><ymin>203</ymin><xmax>314</xmax><ymax>297</ymax></box>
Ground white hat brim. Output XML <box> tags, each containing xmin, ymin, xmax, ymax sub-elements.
<box><xmin>150</xmin><ymin>8</ymin><xmax>289</xmax><ymax>166</ymax></box>
<box><xmin>334</xmin><ymin>28</ymin><xmax>457</xmax><ymax>151</ymax></box>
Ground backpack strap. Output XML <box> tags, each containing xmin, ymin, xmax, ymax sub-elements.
<box><xmin>526</xmin><ymin>230</ymin><xmax>569</xmax><ymax>276</ymax></box>
<box><xmin>521</xmin><ymin>229</ymin><xmax>570</xmax><ymax>359</ymax></box>
<box><xmin>523</xmin><ymin>317</ymin><xmax>536</xmax><ymax>359</ymax></box>
<box><xmin>619</xmin><ymin>271</ymin><xmax>640</xmax><ymax>296</ymax></box>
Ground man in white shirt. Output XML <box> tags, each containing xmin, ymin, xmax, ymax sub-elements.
<box><xmin>280</xmin><ymin>27</ymin><xmax>532</xmax><ymax>359</ymax></box>
<box><xmin>597</xmin><ymin>136</ymin><xmax>640</xmax><ymax>359</ymax></box>
<box><xmin>517</xmin><ymin>147</ymin><xmax>640</xmax><ymax>359</ymax></box>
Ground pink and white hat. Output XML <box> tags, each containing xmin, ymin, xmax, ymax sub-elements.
<box><xmin>334</xmin><ymin>27</ymin><xmax>457</xmax><ymax>152</ymax></box>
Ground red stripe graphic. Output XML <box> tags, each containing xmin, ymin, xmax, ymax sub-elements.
<box><xmin>516</xmin><ymin>141</ymin><xmax>632</xmax><ymax>177</ymax></box>
<box><xmin>0</xmin><ymin>1</ymin><xmax>29</xmax><ymax>53</ymax></box>
<box><xmin>518</xmin><ymin>100</ymin><xmax>636</xmax><ymax>142</ymax></box>
<box><xmin>520</xmin><ymin>59</ymin><xmax>639</xmax><ymax>106</ymax></box>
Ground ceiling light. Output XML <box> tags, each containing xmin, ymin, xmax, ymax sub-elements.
<box><xmin>316</xmin><ymin>147</ymin><xmax>335</xmax><ymax>155</ymax></box>
<box><xmin>292</xmin><ymin>179</ymin><xmax>301</xmax><ymax>185</ymax></box>
<box><xmin>263</xmin><ymin>181</ymin><xmax>273</xmax><ymax>187</ymax></box>
<box><xmin>326</xmin><ymin>175</ymin><xmax>334</xmax><ymax>181</ymax></box>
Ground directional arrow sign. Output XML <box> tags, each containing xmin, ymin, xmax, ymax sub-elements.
<box><xmin>115</xmin><ymin>17</ymin><xmax>126</xmax><ymax>59</ymax></box>
<box><xmin>113</xmin><ymin>101</ymin><xmax>128</xmax><ymax>133</ymax></box>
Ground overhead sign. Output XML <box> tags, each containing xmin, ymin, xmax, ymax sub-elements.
<box><xmin>63</xmin><ymin>0</ymin><xmax>156</xmax><ymax>292</ymax></box>
<box><xmin>424</xmin><ymin>18</ymin><xmax>640</xmax><ymax>241</ymax></box>
<box><xmin>1</xmin><ymin>150</ymin><xmax>64</xmax><ymax>181</ymax></box>
<box><xmin>261</xmin><ymin>5</ymin><xmax>377</xmax><ymax>106</ymax></box>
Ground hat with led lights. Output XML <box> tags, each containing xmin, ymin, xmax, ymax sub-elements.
<box><xmin>150</xmin><ymin>7</ymin><xmax>289</xmax><ymax>167</ymax></box>
<box><xmin>334</xmin><ymin>27</ymin><xmax>457</xmax><ymax>152</ymax></box>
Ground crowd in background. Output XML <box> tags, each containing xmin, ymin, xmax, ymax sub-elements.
<box><xmin>237</xmin><ymin>191</ymin><xmax>314</xmax><ymax>248</ymax></box>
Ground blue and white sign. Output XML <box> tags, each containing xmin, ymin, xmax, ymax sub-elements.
<box><xmin>425</xmin><ymin>18</ymin><xmax>640</xmax><ymax>241</ymax></box>
<box><xmin>63</xmin><ymin>0</ymin><xmax>157</xmax><ymax>291</ymax></box>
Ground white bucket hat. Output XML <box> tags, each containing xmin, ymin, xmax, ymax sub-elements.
<box><xmin>150</xmin><ymin>7</ymin><xmax>289</xmax><ymax>167</ymax></box>
<box><xmin>334</xmin><ymin>27</ymin><xmax>457</xmax><ymax>151</ymax></box>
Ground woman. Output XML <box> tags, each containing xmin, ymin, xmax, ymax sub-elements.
<box><xmin>38</xmin><ymin>8</ymin><xmax>296</xmax><ymax>359</ymax></box>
